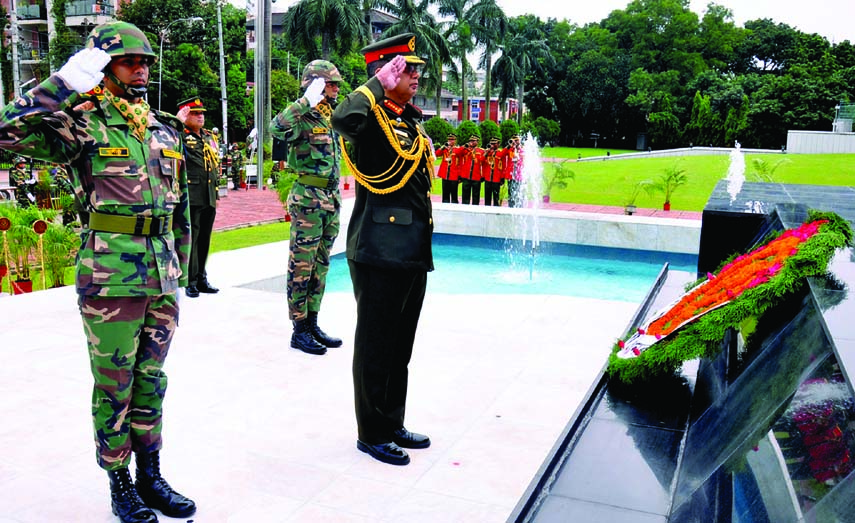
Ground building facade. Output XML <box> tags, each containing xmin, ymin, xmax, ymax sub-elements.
<box><xmin>1</xmin><ymin>0</ymin><xmax>116</xmax><ymax>101</ymax></box>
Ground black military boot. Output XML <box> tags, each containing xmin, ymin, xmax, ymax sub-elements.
<box><xmin>291</xmin><ymin>319</ymin><xmax>327</xmax><ymax>355</ymax></box>
<box><xmin>134</xmin><ymin>451</ymin><xmax>196</xmax><ymax>518</ymax></box>
<box><xmin>107</xmin><ymin>468</ymin><xmax>158</xmax><ymax>523</ymax></box>
<box><xmin>308</xmin><ymin>311</ymin><xmax>342</xmax><ymax>348</ymax></box>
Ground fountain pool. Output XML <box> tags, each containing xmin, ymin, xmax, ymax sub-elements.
<box><xmin>319</xmin><ymin>233</ymin><xmax>697</xmax><ymax>301</ymax></box>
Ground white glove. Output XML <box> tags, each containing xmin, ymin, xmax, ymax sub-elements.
<box><xmin>303</xmin><ymin>77</ymin><xmax>326</xmax><ymax>107</ymax></box>
<box><xmin>56</xmin><ymin>48</ymin><xmax>112</xmax><ymax>93</ymax></box>
<box><xmin>377</xmin><ymin>55</ymin><xmax>406</xmax><ymax>91</ymax></box>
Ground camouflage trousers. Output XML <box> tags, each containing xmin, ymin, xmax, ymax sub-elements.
<box><xmin>79</xmin><ymin>293</ymin><xmax>179</xmax><ymax>471</ymax></box>
<box><xmin>287</xmin><ymin>194</ymin><xmax>340</xmax><ymax>321</ymax></box>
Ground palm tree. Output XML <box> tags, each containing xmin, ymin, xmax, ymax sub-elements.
<box><xmin>381</xmin><ymin>0</ymin><xmax>453</xmax><ymax>117</ymax></box>
<box><xmin>493</xmin><ymin>17</ymin><xmax>552</xmax><ymax>125</ymax></box>
<box><xmin>283</xmin><ymin>0</ymin><xmax>365</xmax><ymax>60</ymax></box>
<box><xmin>469</xmin><ymin>0</ymin><xmax>507</xmax><ymax>123</ymax></box>
<box><xmin>438</xmin><ymin>0</ymin><xmax>477</xmax><ymax>123</ymax></box>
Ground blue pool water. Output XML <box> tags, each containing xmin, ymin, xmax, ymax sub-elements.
<box><xmin>325</xmin><ymin>234</ymin><xmax>697</xmax><ymax>302</ymax></box>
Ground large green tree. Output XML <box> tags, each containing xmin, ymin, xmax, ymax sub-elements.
<box><xmin>282</xmin><ymin>0</ymin><xmax>364</xmax><ymax>60</ymax></box>
<box><xmin>380</xmin><ymin>0</ymin><xmax>452</xmax><ymax>119</ymax></box>
<box><xmin>438</xmin><ymin>0</ymin><xmax>478</xmax><ymax>121</ymax></box>
<box><xmin>117</xmin><ymin>0</ymin><xmax>248</xmax><ymax>139</ymax></box>
<box><xmin>469</xmin><ymin>0</ymin><xmax>508</xmax><ymax>123</ymax></box>
<box><xmin>493</xmin><ymin>15</ymin><xmax>552</xmax><ymax>125</ymax></box>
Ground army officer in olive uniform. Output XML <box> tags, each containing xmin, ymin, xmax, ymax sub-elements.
<box><xmin>177</xmin><ymin>97</ymin><xmax>220</xmax><ymax>298</ymax></box>
<box><xmin>331</xmin><ymin>33</ymin><xmax>434</xmax><ymax>467</ymax></box>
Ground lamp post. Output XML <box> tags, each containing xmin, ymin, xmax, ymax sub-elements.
<box><xmin>158</xmin><ymin>16</ymin><xmax>203</xmax><ymax>111</ymax></box>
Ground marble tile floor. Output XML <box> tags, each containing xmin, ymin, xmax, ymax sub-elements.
<box><xmin>0</xmin><ymin>242</ymin><xmax>639</xmax><ymax>523</ymax></box>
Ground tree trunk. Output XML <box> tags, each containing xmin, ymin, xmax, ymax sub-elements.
<box><xmin>435</xmin><ymin>81</ymin><xmax>442</xmax><ymax>121</ymax></box>
<box><xmin>517</xmin><ymin>81</ymin><xmax>524</xmax><ymax>125</ymax></box>
<box><xmin>460</xmin><ymin>56</ymin><xmax>467</xmax><ymax>122</ymax></box>
<box><xmin>483</xmin><ymin>54</ymin><xmax>492</xmax><ymax>123</ymax></box>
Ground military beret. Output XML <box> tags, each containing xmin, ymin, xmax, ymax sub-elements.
<box><xmin>177</xmin><ymin>97</ymin><xmax>206</xmax><ymax>112</ymax></box>
<box><xmin>361</xmin><ymin>33</ymin><xmax>425</xmax><ymax>66</ymax></box>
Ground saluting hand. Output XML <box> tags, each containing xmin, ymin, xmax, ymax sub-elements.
<box><xmin>176</xmin><ymin>106</ymin><xmax>190</xmax><ymax>124</ymax></box>
<box><xmin>377</xmin><ymin>55</ymin><xmax>406</xmax><ymax>91</ymax></box>
<box><xmin>303</xmin><ymin>77</ymin><xmax>326</xmax><ymax>107</ymax></box>
<box><xmin>56</xmin><ymin>47</ymin><xmax>111</xmax><ymax>94</ymax></box>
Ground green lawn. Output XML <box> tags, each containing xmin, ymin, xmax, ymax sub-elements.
<box><xmin>210</xmin><ymin>221</ymin><xmax>290</xmax><ymax>253</ymax></box>
<box><xmin>539</xmin><ymin>151</ymin><xmax>855</xmax><ymax>212</ymax></box>
<box><xmin>430</xmin><ymin>150</ymin><xmax>854</xmax><ymax>212</ymax></box>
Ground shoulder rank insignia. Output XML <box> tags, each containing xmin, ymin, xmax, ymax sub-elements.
<box><xmin>383</xmin><ymin>99</ymin><xmax>404</xmax><ymax>116</ymax></box>
<box><xmin>312</xmin><ymin>127</ymin><xmax>329</xmax><ymax>135</ymax></box>
<box><xmin>99</xmin><ymin>147</ymin><xmax>129</xmax><ymax>157</ymax></box>
<box><xmin>162</xmin><ymin>149</ymin><xmax>182</xmax><ymax>159</ymax></box>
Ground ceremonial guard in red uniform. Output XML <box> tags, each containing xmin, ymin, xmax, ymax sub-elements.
<box><xmin>454</xmin><ymin>134</ymin><xmax>484</xmax><ymax>205</ymax></box>
<box><xmin>481</xmin><ymin>137</ymin><xmax>509</xmax><ymax>206</ymax></box>
<box><xmin>435</xmin><ymin>133</ymin><xmax>459</xmax><ymax>203</ymax></box>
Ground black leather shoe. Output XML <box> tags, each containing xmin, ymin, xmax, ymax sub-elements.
<box><xmin>197</xmin><ymin>280</ymin><xmax>219</xmax><ymax>294</ymax></box>
<box><xmin>357</xmin><ymin>440</ymin><xmax>410</xmax><ymax>466</ymax></box>
<box><xmin>392</xmin><ymin>428</ymin><xmax>431</xmax><ymax>449</ymax></box>
<box><xmin>184</xmin><ymin>285</ymin><xmax>199</xmax><ymax>298</ymax></box>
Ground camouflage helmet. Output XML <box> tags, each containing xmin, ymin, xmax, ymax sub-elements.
<box><xmin>86</xmin><ymin>21</ymin><xmax>157</xmax><ymax>62</ymax></box>
<box><xmin>301</xmin><ymin>60</ymin><xmax>343</xmax><ymax>88</ymax></box>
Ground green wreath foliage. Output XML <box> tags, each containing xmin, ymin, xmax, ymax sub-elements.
<box><xmin>607</xmin><ymin>211</ymin><xmax>853</xmax><ymax>384</ymax></box>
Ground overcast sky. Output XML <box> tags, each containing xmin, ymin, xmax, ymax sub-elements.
<box><xmin>245</xmin><ymin>0</ymin><xmax>854</xmax><ymax>44</ymax></box>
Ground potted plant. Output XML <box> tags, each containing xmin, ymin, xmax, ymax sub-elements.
<box><xmin>542</xmin><ymin>160</ymin><xmax>575</xmax><ymax>203</ymax></box>
<box><xmin>41</xmin><ymin>221</ymin><xmax>79</xmax><ymax>288</ymax></box>
<box><xmin>6</xmin><ymin>205</ymin><xmax>47</xmax><ymax>293</ymax></box>
<box><xmin>624</xmin><ymin>180</ymin><xmax>653</xmax><ymax>215</ymax></box>
<box><xmin>651</xmin><ymin>165</ymin><xmax>688</xmax><ymax>211</ymax></box>
<box><xmin>34</xmin><ymin>168</ymin><xmax>54</xmax><ymax>209</ymax></box>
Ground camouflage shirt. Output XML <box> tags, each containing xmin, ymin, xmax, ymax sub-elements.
<box><xmin>269</xmin><ymin>97</ymin><xmax>341</xmax><ymax>211</ymax></box>
<box><xmin>0</xmin><ymin>75</ymin><xmax>191</xmax><ymax>297</ymax></box>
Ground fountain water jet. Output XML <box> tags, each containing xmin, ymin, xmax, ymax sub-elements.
<box><xmin>504</xmin><ymin>133</ymin><xmax>544</xmax><ymax>281</ymax></box>
<box><xmin>725</xmin><ymin>141</ymin><xmax>745</xmax><ymax>202</ymax></box>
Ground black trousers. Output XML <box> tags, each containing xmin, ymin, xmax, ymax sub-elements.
<box><xmin>441</xmin><ymin>179</ymin><xmax>459</xmax><ymax>203</ymax></box>
<box><xmin>461</xmin><ymin>179</ymin><xmax>481</xmax><ymax>205</ymax></box>
<box><xmin>484</xmin><ymin>181</ymin><xmax>502</xmax><ymax>206</ymax></box>
<box><xmin>188</xmin><ymin>204</ymin><xmax>216</xmax><ymax>285</ymax></box>
<box><xmin>348</xmin><ymin>260</ymin><xmax>427</xmax><ymax>444</ymax></box>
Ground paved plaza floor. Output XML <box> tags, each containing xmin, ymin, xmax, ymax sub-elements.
<box><xmin>0</xmin><ymin>236</ymin><xmax>642</xmax><ymax>522</ymax></box>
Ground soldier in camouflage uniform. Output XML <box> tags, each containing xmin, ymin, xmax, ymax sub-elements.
<box><xmin>8</xmin><ymin>156</ymin><xmax>36</xmax><ymax>207</ymax></box>
<box><xmin>0</xmin><ymin>21</ymin><xmax>195</xmax><ymax>523</ymax></box>
<box><xmin>269</xmin><ymin>59</ymin><xmax>343</xmax><ymax>355</ymax></box>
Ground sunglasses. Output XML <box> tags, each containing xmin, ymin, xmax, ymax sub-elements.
<box><xmin>403</xmin><ymin>63</ymin><xmax>422</xmax><ymax>75</ymax></box>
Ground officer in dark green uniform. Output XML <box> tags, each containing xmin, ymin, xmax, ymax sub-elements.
<box><xmin>332</xmin><ymin>33</ymin><xmax>434</xmax><ymax>466</ymax></box>
<box><xmin>177</xmin><ymin>97</ymin><xmax>220</xmax><ymax>298</ymax></box>
<box><xmin>0</xmin><ymin>21</ymin><xmax>195</xmax><ymax>523</ymax></box>
<box><xmin>270</xmin><ymin>60</ymin><xmax>344</xmax><ymax>355</ymax></box>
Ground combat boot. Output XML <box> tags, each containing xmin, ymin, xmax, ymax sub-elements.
<box><xmin>107</xmin><ymin>468</ymin><xmax>158</xmax><ymax>523</ymax></box>
<box><xmin>134</xmin><ymin>451</ymin><xmax>196</xmax><ymax>518</ymax></box>
<box><xmin>308</xmin><ymin>311</ymin><xmax>342</xmax><ymax>348</ymax></box>
<box><xmin>291</xmin><ymin>319</ymin><xmax>327</xmax><ymax>355</ymax></box>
